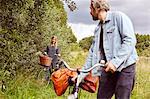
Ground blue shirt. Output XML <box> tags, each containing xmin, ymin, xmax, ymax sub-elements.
<box><xmin>81</xmin><ymin>11</ymin><xmax>138</xmax><ymax>77</ymax></box>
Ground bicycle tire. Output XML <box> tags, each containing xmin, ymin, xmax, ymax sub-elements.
<box><xmin>37</xmin><ymin>67</ymin><xmax>51</xmax><ymax>86</ymax></box>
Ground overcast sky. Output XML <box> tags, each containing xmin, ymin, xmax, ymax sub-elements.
<box><xmin>64</xmin><ymin>0</ymin><xmax>150</xmax><ymax>41</ymax></box>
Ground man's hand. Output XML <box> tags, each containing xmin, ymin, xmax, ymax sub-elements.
<box><xmin>105</xmin><ymin>61</ymin><xmax>117</xmax><ymax>73</ymax></box>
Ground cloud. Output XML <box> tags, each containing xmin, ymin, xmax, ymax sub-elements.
<box><xmin>68</xmin><ymin>23</ymin><xmax>96</xmax><ymax>41</ymax></box>
<box><xmin>64</xmin><ymin>0</ymin><xmax>150</xmax><ymax>39</ymax></box>
<box><xmin>109</xmin><ymin>0</ymin><xmax>150</xmax><ymax>34</ymax></box>
<box><xmin>65</xmin><ymin>0</ymin><xmax>94</xmax><ymax>24</ymax></box>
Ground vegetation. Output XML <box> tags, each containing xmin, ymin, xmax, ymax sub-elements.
<box><xmin>79</xmin><ymin>36</ymin><xmax>94</xmax><ymax>51</ymax></box>
<box><xmin>136</xmin><ymin>34</ymin><xmax>150</xmax><ymax>57</ymax></box>
<box><xmin>0</xmin><ymin>0</ymin><xmax>77</xmax><ymax>81</ymax></box>
<box><xmin>0</xmin><ymin>54</ymin><xmax>149</xmax><ymax>99</ymax></box>
<box><xmin>0</xmin><ymin>0</ymin><xmax>150</xmax><ymax>99</ymax></box>
<box><xmin>79</xmin><ymin>34</ymin><xmax>150</xmax><ymax>56</ymax></box>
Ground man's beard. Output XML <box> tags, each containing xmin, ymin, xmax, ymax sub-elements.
<box><xmin>92</xmin><ymin>16</ymin><xmax>98</xmax><ymax>21</ymax></box>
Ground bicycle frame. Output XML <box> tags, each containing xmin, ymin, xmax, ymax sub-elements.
<box><xmin>38</xmin><ymin>54</ymin><xmax>63</xmax><ymax>86</ymax></box>
<box><xmin>62</xmin><ymin>60</ymin><xmax>106</xmax><ymax>99</ymax></box>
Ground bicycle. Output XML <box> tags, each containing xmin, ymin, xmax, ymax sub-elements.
<box><xmin>38</xmin><ymin>54</ymin><xmax>65</xmax><ymax>86</ymax></box>
<box><xmin>61</xmin><ymin>60</ymin><xmax>106</xmax><ymax>99</ymax></box>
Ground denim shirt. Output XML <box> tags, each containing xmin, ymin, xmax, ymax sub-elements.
<box><xmin>81</xmin><ymin>11</ymin><xmax>138</xmax><ymax>77</ymax></box>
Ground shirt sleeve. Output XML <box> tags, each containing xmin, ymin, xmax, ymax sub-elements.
<box><xmin>80</xmin><ymin>35</ymin><xmax>96</xmax><ymax>79</ymax></box>
<box><xmin>56</xmin><ymin>47</ymin><xmax>60</xmax><ymax>54</ymax></box>
<box><xmin>110</xmin><ymin>12</ymin><xmax>137</xmax><ymax>69</ymax></box>
<box><xmin>44</xmin><ymin>46</ymin><xmax>49</xmax><ymax>54</ymax></box>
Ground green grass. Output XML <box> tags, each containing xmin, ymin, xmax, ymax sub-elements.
<box><xmin>0</xmin><ymin>55</ymin><xmax>150</xmax><ymax>99</ymax></box>
<box><xmin>132</xmin><ymin>57</ymin><xmax>150</xmax><ymax>99</ymax></box>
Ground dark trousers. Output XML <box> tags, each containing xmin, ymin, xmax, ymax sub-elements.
<box><xmin>97</xmin><ymin>63</ymin><xmax>135</xmax><ymax>99</ymax></box>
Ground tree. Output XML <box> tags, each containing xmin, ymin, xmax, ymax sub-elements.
<box><xmin>136</xmin><ymin>34</ymin><xmax>150</xmax><ymax>56</ymax></box>
<box><xmin>0</xmin><ymin>0</ymin><xmax>77</xmax><ymax>80</ymax></box>
<box><xmin>79</xmin><ymin>34</ymin><xmax>150</xmax><ymax>56</ymax></box>
<box><xmin>63</xmin><ymin>0</ymin><xmax>77</xmax><ymax>11</ymax></box>
<box><xmin>79</xmin><ymin>36</ymin><xmax>94</xmax><ymax>51</ymax></box>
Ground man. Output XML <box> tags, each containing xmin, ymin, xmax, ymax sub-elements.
<box><xmin>80</xmin><ymin>0</ymin><xmax>138</xmax><ymax>99</ymax></box>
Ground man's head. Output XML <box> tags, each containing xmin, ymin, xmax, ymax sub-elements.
<box><xmin>90</xmin><ymin>0</ymin><xmax>110</xmax><ymax>21</ymax></box>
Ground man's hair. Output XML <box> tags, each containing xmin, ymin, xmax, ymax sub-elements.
<box><xmin>92</xmin><ymin>0</ymin><xmax>110</xmax><ymax>11</ymax></box>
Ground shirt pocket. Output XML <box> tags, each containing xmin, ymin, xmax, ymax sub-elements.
<box><xmin>107</xmin><ymin>26</ymin><xmax>115</xmax><ymax>33</ymax></box>
<box><xmin>106</xmin><ymin>26</ymin><xmax>116</xmax><ymax>40</ymax></box>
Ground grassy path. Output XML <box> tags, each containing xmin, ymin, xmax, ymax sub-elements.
<box><xmin>0</xmin><ymin>52</ymin><xmax>150</xmax><ymax>99</ymax></box>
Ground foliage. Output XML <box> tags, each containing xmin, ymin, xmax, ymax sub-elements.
<box><xmin>136</xmin><ymin>34</ymin><xmax>150</xmax><ymax>57</ymax></box>
<box><xmin>79</xmin><ymin>36</ymin><xmax>94</xmax><ymax>51</ymax></box>
<box><xmin>62</xmin><ymin>0</ymin><xmax>77</xmax><ymax>11</ymax></box>
<box><xmin>0</xmin><ymin>0</ymin><xmax>77</xmax><ymax>81</ymax></box>
<box><xmin>0</xmin><ymin>54</ymin><xmax>149</xmax><ymax>99</ymax></box>
<box><xmin>1</xmin><ymin>0</ymin><xmax>150</xmax><ymax>98</ymax></box>
<box><xmin>79</xmin><ymin>34</ymin><xmax>150</xmax><ymax>56</ymax></box>
<box><xmin>67</xmin><ymin>51</ymin><xmax>88</xmax><ymax>67</ymax></box>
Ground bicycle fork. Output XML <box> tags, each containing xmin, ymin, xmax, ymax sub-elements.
<box><xmin>68</xmin><ymin>71</ymin><xmax>82</xmax><ymax>99</ymax></box>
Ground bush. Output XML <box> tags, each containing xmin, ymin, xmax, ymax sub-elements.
<box><xmin>0</xmin><ymin>0</ymin><xmax>77</xmax><ymax>81</ymax></box>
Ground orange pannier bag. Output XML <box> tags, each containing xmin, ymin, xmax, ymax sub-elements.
<box><xmin>80</xmin><ymin>72</ymin><xmax>99</xmax><ymax>93</ymax></box>
<box><xmin>51</xmin><ymin>68</ymin><xmax>99</xmax><ymax>96</ymax></box>
<box><xmin>51</xmin><ymin>68</ymin><xmax>77</xmax><ymax>96</ymax></box>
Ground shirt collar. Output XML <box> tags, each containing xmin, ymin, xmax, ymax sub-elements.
<box><xmin>105</xmin><ymin>11</ymin><xmax>111</xmax><ymax>22</ymax></box>
<box><xmin>98</xmin><ymin>11</ymin><xmax>111</xmax><ymax>24</ymax></box>
<box><xmin>98</xmin><ymin>11</ymin><xmax>112</xmax><ymax>25</ymax></box>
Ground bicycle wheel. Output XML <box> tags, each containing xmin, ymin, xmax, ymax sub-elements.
<box><xmin>37</xmin><ymin>67</ymin><xmax>51</xmax><ymax>86</ymax></box>
<box><xmin>37</xmin><ymin>69</ymin><xmax>45</xmax><ymax>80</ymax></box>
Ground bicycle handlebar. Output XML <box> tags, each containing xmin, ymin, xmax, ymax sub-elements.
<box><xmin>62</xmin><ymin>59</ymin><xmax>107</xmax><ymax>99</ymax></box>
<box><xmin>62</xmin><ymin>60</ymin><xmax>106</xmax><ymax>73</ymax></box>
